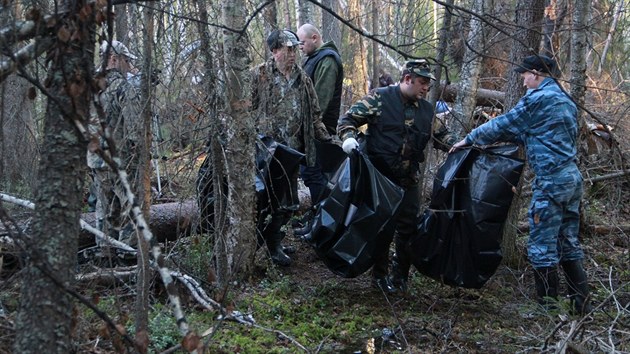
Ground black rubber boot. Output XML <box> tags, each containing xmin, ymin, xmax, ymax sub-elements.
<box><xmin>372</xmin><ymin>253</ymin><xmax>396</xmax><ymax>294</ymax></box>
<box><xmin>266</xmin><ymin>231</ymin><xmax>292</xmax><ymax>266</ymax></box>
<box><xmin>390</xmin><ymin>251</ymin><xmax>411</xmax><ymax>293</ymax></box>
<box><xmin>533</xmin><ymin>266</ymin><xmax>559</xmax><ymax>310</ymax></box>
<box><xmin>561</xmin><ymin>260</ymin><xmax>592</xmax><ymax>315</ymax></box>
<box><xmin>293</xmin><ymin>209</ymin><xmax>314</xmax><ymax>237</ymax></box>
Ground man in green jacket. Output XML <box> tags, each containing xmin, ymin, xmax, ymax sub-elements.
<box><xmin>295</xmin><ymin>24</ymin><xmax>344</xmax><ymax>237</ymax></box>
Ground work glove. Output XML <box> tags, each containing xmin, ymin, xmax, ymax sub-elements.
<box><xmin>342</xmin><ymin>137</ymin><xmax>359</xmax><ymax>154</ymax></box>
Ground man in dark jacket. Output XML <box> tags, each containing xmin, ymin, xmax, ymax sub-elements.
<box><xmin>338</xmin><ymin>60</ymin><xmax>455</xmax><ymax>293</ymax></box>
<box><xmin>295</xmin><ymin>24</ymin><xmax>344</xmax><ymax>236</ymax></box>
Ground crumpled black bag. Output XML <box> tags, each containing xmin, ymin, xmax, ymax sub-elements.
<box><xmin>197</xmin><ymin>136</ymin><xmax>304</xmax><ymax>230</ymax></box>
<box><xmin>255</xmin><ymin>136</ymin><xmax>305</xmax><ymax>212</ymax></box>
<box><xmin>309</xmin><ymin>151</ymin><xmax>404</xmax><ymax>278</ymax></box>
<box><xmin>409</xmin><ymin>145</ymin><xmax>525</xmax><ymax>289</ymax></box>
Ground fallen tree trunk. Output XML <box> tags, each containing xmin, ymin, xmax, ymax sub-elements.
<box><xmin>435</xmin><ymin>82</ymin><xmax>506</xmax><ymax>109</ymax></box>
<box><xmin>78</xmin><ymin>200</ymin><xmax>199</xmax><ymax>248</ymax></box>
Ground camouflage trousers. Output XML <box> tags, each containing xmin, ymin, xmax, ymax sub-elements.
<box><xmin>527</xmin><ymin>166</ymin><xmax>584</xmax><ymax>268</ymax></box>
<box><xmin>93</xmin><ymin>168</ymin><xmax>137</xmax><ymax>252</ymax></box>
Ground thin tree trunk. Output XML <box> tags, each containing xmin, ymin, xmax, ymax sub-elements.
<box><xmin>298</xmin><ymin>0</ymin><xmax>313</xmax><ymax>27</ymax></box>
<box><xmin>0</xmin><ymin>4</ymin><xmax>38</xmax><ymax>193</ymax></box>
<box><xmin>502</xmin><ymin>0</ymin><xmax>545</xmax><ymax>268</ymax></box>
<box><xmin>115</xmin><ymin>3</ymin><xmax>129</xmax><ymax>42</ymax></box>
<box><xmin>570</xmin><ymin>0</ymin><xmax>591</xmax><ymax>127</ymax></box>
<box><xmin>14</xmin><ymin>1</ymin><xmax>94</xmax><ymax>352</ymax></box>
<box><xmin>347</xmin><ymin>0</ymin><xmax>368</xmax><ymax>102</ymax></box>
<box><xmin>322</xmin><ymin>0</ymin><xmax>341</xmax><ymax>47</ymax></box>
<box><xmin>422</xmin><ymin>0</ymin><xmax>454</xmax><ymax>203</ymax></box>
<box><xmin>597</xmin><ymin>0</ymin><xmax>624</xmax><ymax>75</ymax></box>
<box><xmin>451</xmin><ymin>0</ymin><xmax>488</xmax><ymax>138</ymax></box>
<box><xmin>370</xmin><ymin>0</ymin><xmax>379</xmax><ymax>90</ymax></box>
<box><xmin>282</xmin><ymin>0</ymin><xmax>293</xmax><ymax>28</ymax></box>
<box><xmin>134</xmin><ymin>5</ymin><xmax>155</xmax><ymax>351</ymax></box>
<box><xmin>221</xmin><ymin>0</ymin><xmax>257</xmax><ymax>282</ymax></box>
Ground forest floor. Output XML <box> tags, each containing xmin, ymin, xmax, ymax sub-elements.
<box><xmin>1</xmin><ymin>160</ymin><xmax>629</xmax><ymax>353</ymax></box>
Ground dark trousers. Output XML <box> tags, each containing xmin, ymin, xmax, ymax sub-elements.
<box><xmin>372</xmin><ymin>183</ymin><xmax>420</xmax><ymax>278</ymax></box>
<box><xmin>300</xmin><ymin>163</ymin><xmax>329</xmax><ymax>206</ymax></box>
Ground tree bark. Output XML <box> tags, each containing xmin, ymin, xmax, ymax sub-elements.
<box><xmin>451</xmin><ymin>0</ymin><xmax>488</xmax><ymax>138</ymax></box>
<box><xmin>298</xmin><ymin>0</ymin><xmax>313</xmax><ymax>27</ymax></box>
<box><xmin>14</xmin><ymin>1</ymin><xmax>94</xmax><ymax>352</ymax></box>
<box><xmin>134</xmin><ymin>5</ymin><xmax>156</xmax><ymax>350</ymax></box>
<box><xmin>570</xmin><ymin>0</ymin><xmax>591</xmax><ymax>130</ymax></box>
<box><xmin>501</xmin><ymin>0</ymin><xmax>545</xmax><ymax>268</ymax></box>
<box><xmin>221</xmin><ymin>0</ymin><xmax>257</xmax><ymax>283</ymax></box>
<box><xmin>321</xmin><ymin>0</ymin><xmax>341</xmax><ymax>50</ymax></box>
<box><xmin>0</xmin><ymin>5</ymin><xmax>38</xmax><ymax>193</ymax></box>
<box><xmin>347</xmin><ymin>0</ymin><xmax>368</xmax><ymax>102</ymax></box>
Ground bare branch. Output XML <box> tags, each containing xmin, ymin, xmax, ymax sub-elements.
<box><xmin>0</xmin><ymin>38</ymin><xmax>54</xmax><ymax>83</ymax></box>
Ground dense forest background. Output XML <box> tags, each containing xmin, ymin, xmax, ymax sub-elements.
<box><xmin>0</xmin><ymin>0</ymin><xmax>629</xmax><ymax>352</ymax></box>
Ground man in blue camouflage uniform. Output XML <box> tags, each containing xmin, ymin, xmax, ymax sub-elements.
<box><xmin>88</xmin><ymin>40</ymin><xmax>143</xmax><ymax>256</ymax></box>
<box><xmin>252</xmin><ymin>29</ymin><xmax>332</xmax><ymax>266</ymax></box>
<box><xmin>451</xmin><ymin>55</ymin><xmax>591</xmax><ymax>315</ymax></box>
<box><xmin>338</xmin><ymin>59</ymin><xmax>456</xmax><ymax>293</ymax></box>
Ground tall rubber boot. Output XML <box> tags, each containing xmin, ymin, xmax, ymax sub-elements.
<box><xmin>390</xmin><ymin>239</ymin><xmax>411</xmax><ymax>293</ymax></box>
<box><xmin>261</xmin><ymin>213</ymin><xmax>292</xmax><ymax>267</ymax></box>
<box><xmin>266</xmin><ymin>231</ymin><xmax>291</xmax><ymax>266</ymax></box>
<box><xmin>561</xmin><ymin>260</ymin><xmax>592</xmax><ymax>315</ymax></box>
<box><xmin>371</xmin><ymin>249</ymin><xmax>396</xmax><ymax>294</ymax></box>
<box><xmin>533</xmin><ymin>266</ymin><xmax>559</xmax><ymax>310</ymax></box>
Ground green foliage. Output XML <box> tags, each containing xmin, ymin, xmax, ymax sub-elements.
<box><xmin>176</xmin><ymin>235</ymin><xmax>214</xmax><ymax>281</ymax></box>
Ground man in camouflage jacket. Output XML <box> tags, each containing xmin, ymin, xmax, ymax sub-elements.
<box><xmin>338</xmin><ymin>59</ymin><xmax>456</xmax><ymax>293</ymax></box>
<box><xmin>252</xmin><ymin>29</ymin><xmax>332</xmax><ymax>266</ymax></box>
<box><xmin>88</xmin><ymin>40</ymin><xmax>144</xmax><ymax>255</ymax></box>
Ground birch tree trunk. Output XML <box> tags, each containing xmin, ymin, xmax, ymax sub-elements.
<box><xmin>14</xmin><ymin>1</ymin><xmax>94</xmax><ymax>352</ymax></box>
<box><xmin>570</xmin><ymin>0</ymin><xmax>591</xmax><ymax>130</ymax></box>
<box><xmin>502</xmin><ymin>0</ymin><xmax>544</xmax><ymax>268</ymax></box>
<box><xmin>221</xmin><ymin>0</ymin><xmax>257</xmax><ymax>283</ymax></box>
<box><xmin>451</xmin><ymin>0</ymin><xmax>488</xmax><ymax>138</ymax></box>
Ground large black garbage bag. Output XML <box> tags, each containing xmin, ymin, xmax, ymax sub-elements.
<box><xmin>197</xmin><ymin>136</ymin><xmax>304</xmax><ymax>231</ymax></box>
<box><xmin>309</xmin><ymin>151</ymin><xmax>404</xmax><ymax>278</ymax></box>
<box><xmin>314</xmin><ymin>140</ymin><xmax>347</xmax><ymax>201</ymax></box>
<box><xmin>409</xmin><ymin>145</ymin><xmax>525</xmax><ymax>289</ymax></box>
<box><xmin>255</xmin><ymin>136</ymin><xmax>305</xmax><ymax>212</ymax></box>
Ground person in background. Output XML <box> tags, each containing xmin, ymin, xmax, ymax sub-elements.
<box><xmin>337</xmin><ymin>59</ymin><xmax>456</xmax><ymax>293</ymax></box>
<box><xmin>88</xmin><ymin>40</ymin><xmax>143</xmax><ymax>259</ymax></box>
<box><xmin>450</xmin><ymin>55</ymin><xmax>592</xmax><ymax>315</ymax></box>
<box><xmin>378</xmin><ymin>68</ymin><xmax>395</xmax><ymax>88</ymax></box>
<box><xmin>251</xmin><ymin>29</ymin><xmax>332</xmax><ymax>266</ymax></box>
<box><xmin>294</xmin><ymin>23</ymin><xmax>344</xmax><ymax>238</ymax></box>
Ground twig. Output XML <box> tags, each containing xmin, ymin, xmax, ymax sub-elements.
<box><xmin>0</xmin><ymin>192</ymin><xmax>135</xmax><ymax>252</ymax></box>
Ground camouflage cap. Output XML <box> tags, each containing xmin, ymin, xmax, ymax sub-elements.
<box><xmin>100</xmin><ymin>40</ymin><xmax>138</xmax><ymax>60</ymax></box>
<box><xmin>266</xmin><ymin>29</ymin><xmax>303</xmax><ymax>51</ymax></box>
<box><xmin>403</xmin><ymin>59</ymin><xmax>436</xmax><ymax>80</ymax></box>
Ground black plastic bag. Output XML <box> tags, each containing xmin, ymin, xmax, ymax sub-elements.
<box><xmin>255</xmin><ymin>136</ymin><xmax>305</xmax><ymax>212</ymax></box>
<box><xmin>197</xmin><ymin>136</ymin><xmax>304</xmax><ymax>231</ymax></box>
<box><xmin>409</xmin><ymin>145</ymin><xmax>524</xmax><ymax>289</ymax></box>
<box><xmin>310</xmin><ymin>151</ymin><xmax>404</xmax><ymax>278</ymax></box>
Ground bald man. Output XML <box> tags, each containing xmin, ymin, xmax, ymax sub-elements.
<box><xmin>294</xmin><ymin>24</ymin><xmax>345</xmax><ymax>237</ymax></box>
